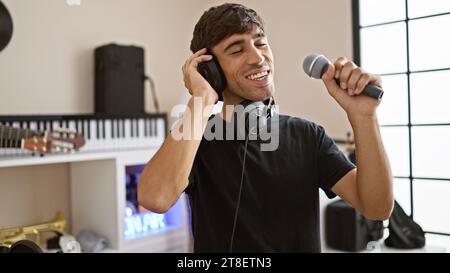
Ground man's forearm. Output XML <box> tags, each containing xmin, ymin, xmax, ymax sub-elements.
<box><xmin>138</xmin><ymin>94</ymin><xmax>216</xmax><ymax>212</ymax></box>
<box><xmin>350</xmin><ymin>114</ymin><xmax>394</xmax><ymax>219</ymax></box>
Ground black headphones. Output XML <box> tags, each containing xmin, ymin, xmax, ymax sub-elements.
<box><xmin>0</xmin><ymin>1</ymin><xmax>13</xmax><ymax>52</ymax></box>
<box><xmin>237</xmin><ymin>97</ymin><xmax>275</xmax><ymax>139</ymax></box>
<box><xmin>197</xmin><ymin>50</ymin><xmax>227</xmax><ymax>101</ymax></box>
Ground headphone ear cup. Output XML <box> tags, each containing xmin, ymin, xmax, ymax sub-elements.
<box><xmin>9</xmin><ymin>240</ymin><xmax>44</xmax><ymax>253</ymax></box>
<box><xmin>197</xmin><ymin>54</ymin><xmax>227</xmax><ymax>101</ymax></box>
<box><xmin>209</xmin><ymin>56</ymin><xmax>227</xmax><ymax>93</ymax></box>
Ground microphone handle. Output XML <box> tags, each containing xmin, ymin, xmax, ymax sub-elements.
<box><xmin>335</xmin><ymin>79</ymin><xmax>384</xmax><ymax>100</ymax></box>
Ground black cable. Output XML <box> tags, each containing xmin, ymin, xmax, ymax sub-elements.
<box><xmin>229</xmin><ymin>133</ymin><xmax>249</xmax><ymax>253</ymax></box>
<box><xmin>228</xmin><ymin>99</ymin><xmax>274</xmax><ymax>252</ymax></box>
<box><xmin>144</xmin><ymin>75</ymin><xmax>160</xmax><ymax>113</ymax></box>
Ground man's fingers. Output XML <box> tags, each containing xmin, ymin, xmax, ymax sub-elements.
<box><xmin>188</xmin><ymin>48</ymin><xmax>208</xmax><ymax>63</ymax></box>
<box><xmin>183</xmin><ymin>53</ymin><xmax>213</xmax><ymax>93</ymax></box>
<box><xmin>324</xmin><ymin>57</ymin><xmax>383</xmax><ymax>102</ymax></box>
<box><xmin>183</xmin><ymin>53</ymin><xmax>212</xmax><ymax>75</ymax></box>
<box><xmin>339</xmin><ymin>61</ymin><xmax>357</xmax><ymax>90</ymax></box>
<box><xmin>334</xmin><ymin>57</ymin><xmax>347</xmax><ymax>79</ymax></box>
<box><xmin>192</xmin><ymin>48</ymin><xmax>208</xmax><ymax>58</ymax></box>
<box><xmin>355</xmin><ymin>74</ymin><xmax>371</xmax><ymax>95</ymax></box>
<box><xmin>322</xmin><ymin>64</ymin><xmax>341</xmax><ymax>98</ymax></box>
<box><xmin>321</xmin><ymin>63</ymin><xmax>335</xmax><ymax>82</ymax></box>
<box><xmin>189</xmin><ymin>54</ymin><xmax>213</xmax><ymax>69</ymax></box>
<box><xmin>347</xmin><ymin>67</ymin><xmax>363</xmax><ymax>93</ymax></box>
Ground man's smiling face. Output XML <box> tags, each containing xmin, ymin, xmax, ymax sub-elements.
<box><xmin>211</xmin><ymin>25</ymin><xmax>275</xmax><ymax>102</ymax></box>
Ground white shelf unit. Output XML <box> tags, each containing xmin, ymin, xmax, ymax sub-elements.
<box><xmin>0</xmin><ymin>148</ymin><xmax>191</xmax><ymax>253</ymax></box>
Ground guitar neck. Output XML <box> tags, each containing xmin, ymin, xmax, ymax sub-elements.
<box><xmin>0</xmin><ymin>126</ymin><xmax>43</xmax><ymax>149</ymax></box>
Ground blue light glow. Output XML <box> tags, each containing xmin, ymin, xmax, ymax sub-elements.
<box><xmin>124</xmin><ymin>165</ymin><xmax>187</xmax><ymax>240</ymax></box>
<box><xmin>124</xmin><ymin>212</ymin><xmax>166</xmax><ymax>239</ymax></box>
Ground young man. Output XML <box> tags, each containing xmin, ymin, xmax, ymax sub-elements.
<box><xmin>138</xmin><ymin>3</ymin><xmax>393</xmax><ymax>252</ymax></box>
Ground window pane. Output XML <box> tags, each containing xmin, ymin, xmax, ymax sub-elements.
<box><xmin>409</xmin><ymin>15</ymin><xmax>450</xmax><ymax>71</ymax></box>
<box><xmin>361</xmin><ymin>22</ymin><xmax>407</xmax><ymax>74</ymax></box>
<box><xmin>380</xmin><ymin>127</ymin><xmax>410</xmax><ymax>177</ymax></box>
<box><xmin>378</xmin><ymin>74</ymin><xmax>408</xmax><ymax>125</ymax></box>
<box><xmin>412</xmin><ymin>126</ymin><xmax>450</xmax><ymax>178</ymax></box>
<box><xmin>413</xmin><ymin>179</ymin><xmax>450</xmax><ymax>234</ymax></box>
<box><xmin>408</xmin><ymin>0</ymin><xmax>450</xmax><ymax>18</ymax></box>
<box><xmin>359</xmin><ymin>0</ymin><xmax>406</xmax><ymax>26</ymax></box>
<box><xmin>394</xmin><ymin>178</ymin><xmax>411</xmax><ymax>215</ymax></box>
<box><xmin>411</xmin><ymin>70</ymin><xmax>450</xmax><ymax>124</ymax></box>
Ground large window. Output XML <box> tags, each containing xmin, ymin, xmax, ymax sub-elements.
<box><xmin>353</xmin><ymin>0</ymin><xmax>450</xmax><ymax>236</ymax></box>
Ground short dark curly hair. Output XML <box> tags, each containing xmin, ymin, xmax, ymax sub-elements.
<box><xmin>190</xmin><ymin>3</ymin><xmax>265</xmax><ymax>53</ymax></box>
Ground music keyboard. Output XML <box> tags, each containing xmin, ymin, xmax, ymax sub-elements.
<box><xmin>0</xmin><ymin>113</ymin><xmax>167</xmax><ymax>157</ymax></box>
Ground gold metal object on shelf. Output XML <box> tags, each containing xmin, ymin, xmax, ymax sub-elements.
<box><xmin>0</xmin><ymin>212</ymin><xmax>67</xmax><ymax>247</ymax></box>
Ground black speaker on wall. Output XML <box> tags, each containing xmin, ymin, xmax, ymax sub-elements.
<box><xmin>95</xmin><ymin>43</ymin><xmax>145</xmax><ymax>115</ymax></box>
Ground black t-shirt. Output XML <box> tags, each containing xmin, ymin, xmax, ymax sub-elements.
<box><xmin>185</xmin><ymin>114</ymin><xmax>355</xmax><ymax>252</ymax></box>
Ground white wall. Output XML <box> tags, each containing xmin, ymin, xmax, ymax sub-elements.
<box><xmin>0</xmin><ymin>0</ymin><xmax>353</xmax><ymax>250</ymax></box>
<box><xmin>0</xmin><ymin>0</ymin><xmax>196</xmax><ymax>115</ymax></box>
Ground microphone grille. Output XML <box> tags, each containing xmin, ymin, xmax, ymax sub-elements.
<box><xmin>302</xmin><ymin>54</ymin><xmax>331</xmax><ymax>79</ymax></box>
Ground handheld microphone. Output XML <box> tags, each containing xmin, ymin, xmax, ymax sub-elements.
<box><xmin>302</xmin><ymin>54</ymin><xmax>384</xmax><ymax>100</ymax></box>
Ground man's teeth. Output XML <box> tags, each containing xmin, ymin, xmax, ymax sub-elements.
<box><xmin>247</xmin><ymin>71</ymin><xmax>269</xmax><ymax>80</ymax></box>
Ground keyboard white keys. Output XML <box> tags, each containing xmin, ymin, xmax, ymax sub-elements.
<box><xmin>124</xmin><ymin>119</ymin><xmax>132</xmax><ymax>148</ymax></box>
<box><xmin>138</xmin><ymin>119</ymin><xmax>145</xmax><ymax>147</ymax></box>
<box><xmin>157</xmin><ymin>118</ymin><xmax>165</xmax><ymax>144</ymax></box>
<box><xmin>76</xmin><ymin>120</ymin><xmax>83</xmax><ymax>137</ymax></box>
<box><xmin>83</xmin><ymin>120</ymin><xmax>89</xmax><ymax>142</ymax></box>
<box><xmin>61</xmin><ymin>120</ymin><xmax>68</xmax><ymax>130</ymax></box>
<box><xmin>29</xmin><ymin>122</ymin><xmax>38</xmax><ymax>134</ymax></box>
<box><xmin>0</xmin><ymin>115</ymin><xmax>166</xmax><ymax>157</ymax></box>
<box><xmin>112</xmin><ymin>119</ymin><xmax>118</xmax><ymax>149</ymax></box>
<box><xmin>88</xmin><ymin>119</ymin><xmax>97</xmax><ymax>151</ymax></box>
<box><xmin>46</xmin><ymin>121</ymin><xmax>52</xmax><ymax>132</ymax></box>
<box><xmin>52</xmin><ymin>120</ymin><xmax>60</xmax><ymax>132</ymax></box>
<box><xmin>95</xmin><ymin>119</ymin><xmax>102</xmax><ymax>150</ymax></box>
<box><xmin>104</xmin><ymin>119</ymin><xmax>112</xmax><ymax>150</ymax></box>
<box><xmin>68</xmin><ymin>121</ymin><xmax>76</xmax><ymax>132</ymax></box>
